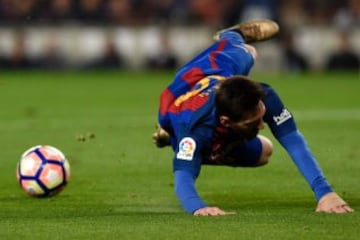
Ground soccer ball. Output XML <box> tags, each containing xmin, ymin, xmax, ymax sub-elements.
<box><xmin>17</xmin><ymin>145</ymin><xmax>70</xmax><ymax>197</ymax></box>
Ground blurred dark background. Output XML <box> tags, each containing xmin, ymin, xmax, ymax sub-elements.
<box><xmin>0</xmin><ymin>0</ymin><xmax>359</xmax><ymax>72</ymax></box>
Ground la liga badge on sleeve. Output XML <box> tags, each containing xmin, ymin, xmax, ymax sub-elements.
<box><xmin>176</xmin><ymin>137</ymin><xmax>196</xmax><ymax>161</ymax></box>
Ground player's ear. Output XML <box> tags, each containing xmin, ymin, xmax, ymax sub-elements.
<box><xmin>219</xmin><ymin>116</ymin><xmax>231</xmax><ymax>127</ymax></box>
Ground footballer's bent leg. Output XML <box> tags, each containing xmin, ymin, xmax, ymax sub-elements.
<box><xmin>220</xmin><ymin>135</ymin><xmax>272</xmax><ymax>167</ymax></box>
<box><xmin>213</xmin><ymin>19</ymin><xmax>279</xmax><ymax>43</ymax></box>
<box><xmin>256</xmin><ymin>135</ymin><xmax>273</xmax><ymax>166</ymax></box>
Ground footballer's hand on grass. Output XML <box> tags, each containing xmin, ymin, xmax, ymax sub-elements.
<box><xmin>193</xmin><ymin>207</ymin><xmax>236</xmax><ymax>216</ymax></box>
<box><xmin>316</xmin><ymin>192</ymin><xmax>354</xmax><ymax>213</ymax></box>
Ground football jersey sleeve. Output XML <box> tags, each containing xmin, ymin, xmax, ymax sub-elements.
<box><xmin>173</xmin><ymin>133</ymin><xmax>208</xmax><ymax>177</ymax></box>
<box><xmin>172</xmin><ymin>128</ymin><xmax>213</xmax><ymax>213</ymax></box>
<box><xmin>174</xmin><ymin>170</ymin><xmax>207</xmax><ymax>214</ymax></box>
<box><xmin>261</xmin><ymin>83</ymin><xmax>297</xmax><ymax>138</ymax></box>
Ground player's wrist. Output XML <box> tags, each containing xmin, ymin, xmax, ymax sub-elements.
<box><xmin>314</xmin><ymin>184</ymin><xmax>333</xmax><ymax>201</ymax></box>
<box><xmin>190</xmin><ymin>204</ymin><xmax>208</xmax><ymax>215</ymax></box>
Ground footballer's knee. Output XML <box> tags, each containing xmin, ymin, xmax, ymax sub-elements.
<box><xmin>257</xmin><ymin>135</ymin><xmax>273</xmax><ymax>166</ymax></box>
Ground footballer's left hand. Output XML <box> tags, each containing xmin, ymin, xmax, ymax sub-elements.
<box><xmin>316</xmin><ymin>192</ymin><xmax>354</xmax><ymax>213</ymax></box>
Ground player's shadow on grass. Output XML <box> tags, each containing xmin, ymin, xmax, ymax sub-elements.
<box><xmin>203</xmin><ymin>193</ymin><xmax>358</xmax><ymax>212</ymax></box>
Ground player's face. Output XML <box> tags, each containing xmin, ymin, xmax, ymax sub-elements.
<box><xmin>228</xmin><ymin>101</ymin><xmax>266</xmax><ymax>139</ymax></box>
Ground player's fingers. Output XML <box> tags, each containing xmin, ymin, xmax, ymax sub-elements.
<box><xmin>317</xmin><ymin>206</ymin><xmax>342</xmax><ymax>213</ymax></box>
<box><xmin>331</xmin><ymin>206</ymin><xmax>342</xmax><ymax>213</ymax></box>
<box><xmin>316</xmin><ymin>204</ymin><xmax>354</xmax><ymax>214</ymax></box>
<box><xmin>198</xmin><ymin>207</ymin><xmax>220</xmax><ymax>216</ymax></box>
<box><xmin>193</xmin><ymin>209</ymin><xmax>206</xmax><ymax>216</ymax></box>
<box><xmin>334</xmin><ymin>205</ymin><xmax>354</xmax><ymax>213</ymax></box>
<box><xmin>209</xmin><ymin>208</ymin><xmax>236</xmax><ymax>216</ymax></box>
<box><xmin>344</xmin><ymin>205</ymin><xmax>354</xmax><ymax>212</ymax></box>
<box><xmin>195</xmin><ymin>211</ymin><xmax>210</xmax><ymax>216</ymax></box>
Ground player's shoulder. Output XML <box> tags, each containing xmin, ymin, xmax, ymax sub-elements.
<box><xmin>259</xmin><ymin>82</ymin><xmax>278</xmax><ymax>95</ymax></box>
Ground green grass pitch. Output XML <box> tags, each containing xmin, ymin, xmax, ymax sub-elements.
<box><xmin>0</xmin><ymin>70</ymin><xmax>359</xmax><ymax>239</ymax></box>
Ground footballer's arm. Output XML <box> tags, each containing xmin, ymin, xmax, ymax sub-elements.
<box><xmin>279</xmin><ymin>131</ymin><xmax>353</xmax><ymax>213</ymax></box>
<box><xmin>174</xmin><ymin>170</ymin><xmax>232</xmax><ymax>216</ymax></box>
<box><xmin>262</xmin><ymin>84</ymin><xmax>353</xmax><ymax>213</ymax></box>
<box><xmin>173</xmin><ymin>134</ymin><xmax>233</xmax><ymax>216</ymax></box>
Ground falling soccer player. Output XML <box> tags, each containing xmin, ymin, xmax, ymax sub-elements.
<box><xmin>153</xmin><ymin>19</ymin><xmax>354</xmax><ymax>216</ymax></box>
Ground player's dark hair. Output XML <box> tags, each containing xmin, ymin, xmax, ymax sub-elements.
<box><xmin>215</xmin><ymin>76</ymin><xmax>265</xmax><ymax>121</ymax></box>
